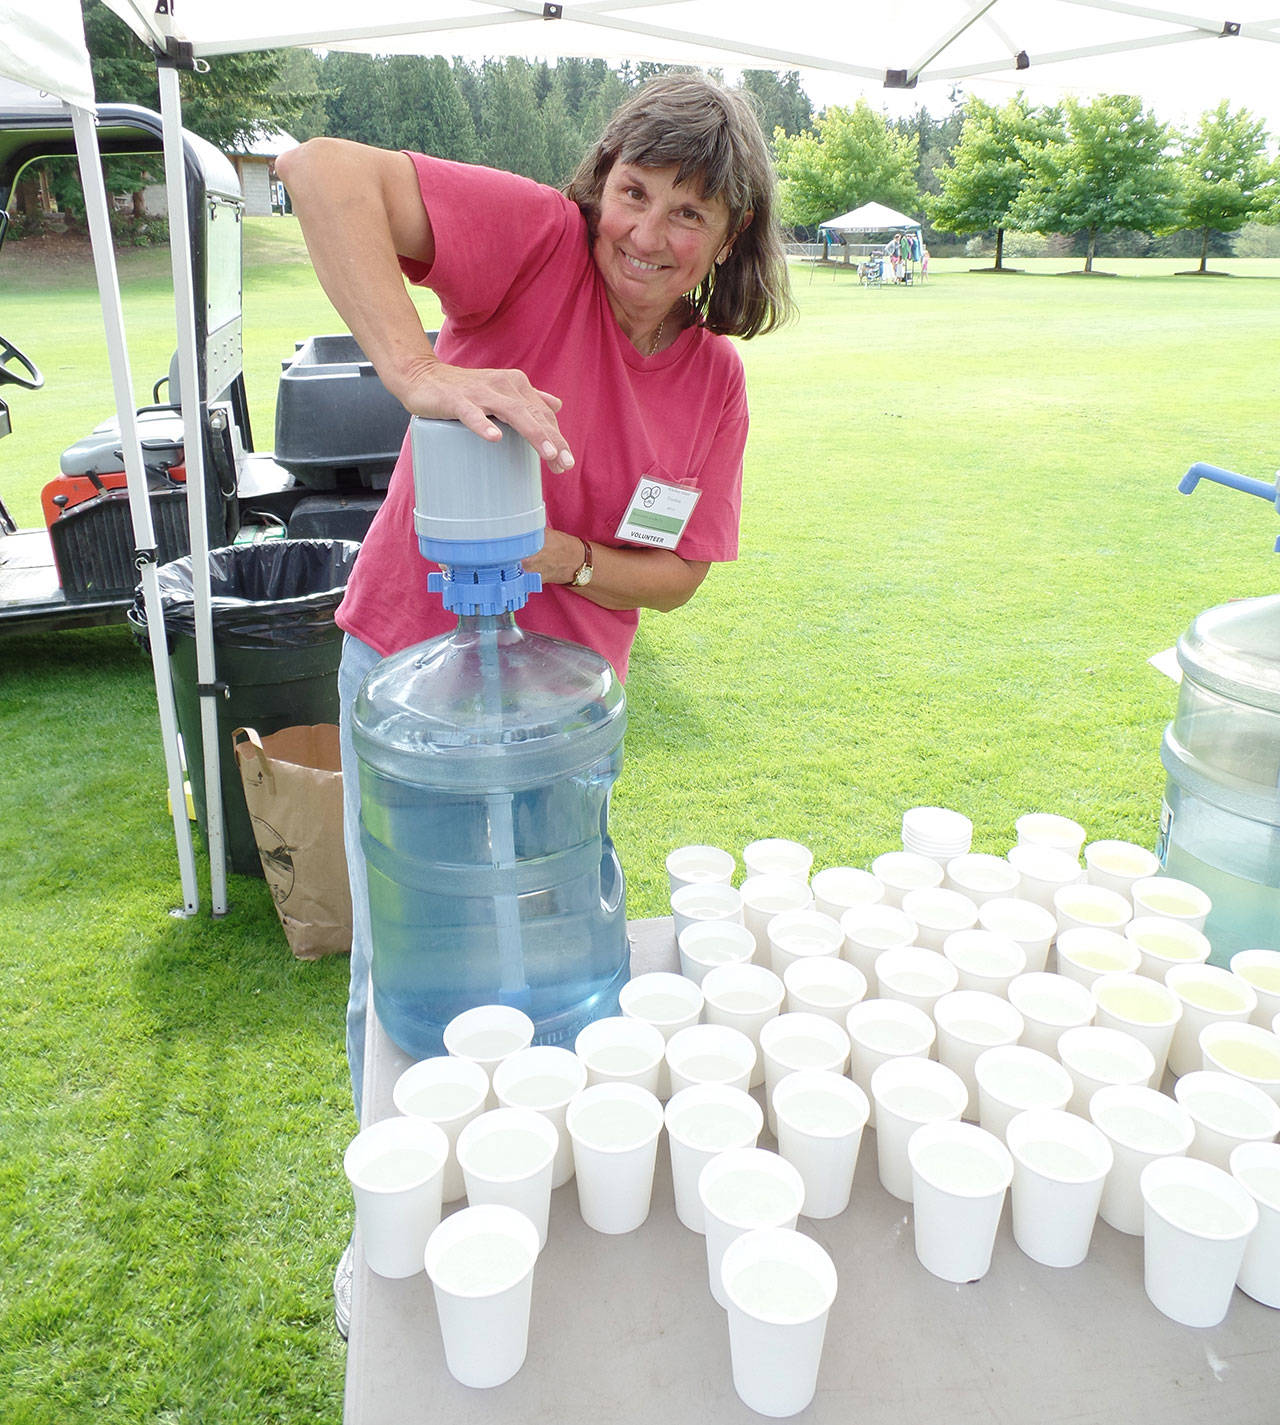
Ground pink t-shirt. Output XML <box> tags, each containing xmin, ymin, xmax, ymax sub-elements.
<box><xmin>335</xmin><ymin>154</ymin><xmax>747</xmax><ymax>682</ymax></box>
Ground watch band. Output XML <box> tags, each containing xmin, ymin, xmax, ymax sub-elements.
<box><xmin>569</xmin><ymin>537</ymin><xmax>594</xmax><ymax>587</ymax></box>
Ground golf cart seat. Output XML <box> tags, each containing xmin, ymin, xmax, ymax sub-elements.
<box><xmin>59</xmin><ymin>350</ymin><xmax>185</xmax><ymax>477</ymax></box>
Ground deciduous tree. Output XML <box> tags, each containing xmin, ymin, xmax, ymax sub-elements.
<box><xmin>1176</xmin><ymin>102</ymin><xmax>1276</xmax><ymax>273</ymax></box>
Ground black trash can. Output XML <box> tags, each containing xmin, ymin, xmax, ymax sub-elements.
<box><xmin>130</xmin><ymin>539</ymin><xmax>359</xmax><ymax>876</ymax></box>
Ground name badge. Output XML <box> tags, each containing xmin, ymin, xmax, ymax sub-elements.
<box><xmin>615</xmin><ymin>476</ymin><xmax>700</xmax><ymax>550</ymax></box>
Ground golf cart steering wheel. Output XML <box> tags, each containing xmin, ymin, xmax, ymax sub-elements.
<box><xmin>0</xmin><ymin>334</ymin><xmax>43</xmax><ymax>390</ymax></box>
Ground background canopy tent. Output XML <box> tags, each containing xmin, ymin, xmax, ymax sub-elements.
<box><xmin>820</xmin><ymin>203</ymin><xmax>923</xmax><ymax>241</ymax></box>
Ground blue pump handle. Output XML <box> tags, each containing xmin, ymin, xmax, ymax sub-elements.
<box><xmin>1178</xmin><ymin>462</ymin><xmax>1280</xmax><ymax>552</ymax></box>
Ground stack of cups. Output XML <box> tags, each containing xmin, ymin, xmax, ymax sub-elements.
<box><xmin>901</xmin><ymin>805</ymin><xmax>973</xmax><ymax>864</ymax></box>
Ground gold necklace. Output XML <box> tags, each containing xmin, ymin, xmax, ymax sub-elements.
<box><xmin>648</xmin><ymin>318</ymin><xmax>665</xmax><ymax>357</ymax></box>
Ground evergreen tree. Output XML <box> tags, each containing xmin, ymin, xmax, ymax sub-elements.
<box><xmin>479</xmin><ymin>59</ymin><xmax>550</xmax><ymax>182</ymax></box>
<box><xmin>740</xmin><ymin>70</ymin><xmax>812</xmax><ymax>152</ymax></box>
<box><xmin>1008</xmin><ymin>94</ymin><xmax>1179</xmax><ymax>273</ymax></box>
<box><xmin>1176</xmin><ymin>102</ymin><xmax>1276</xmax><ymax>273</ymax></box>
<box><xmin>925</xmin><ymin>95</ymin><xmax>1062</xmax><ymax>270</ymax></box>
<box><xmin>321</xmin><ymin>52</ymin><xmax>390</xmax><ymax>147</ymax></box>
<box><xmin>773</xmin><ymin>101</ymin><xmax>920</xmax><ymax>230</ymax></box>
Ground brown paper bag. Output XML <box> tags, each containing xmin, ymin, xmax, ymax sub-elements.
<box><xmin>233</xmin><ymin>724</ymin><xmax>352</xmax><ymax>960</ymax></box>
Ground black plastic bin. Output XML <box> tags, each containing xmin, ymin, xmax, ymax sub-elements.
<box><xmin>130</xmin><ymin>539</ymin><xmax>359</xmax><ymax>876</ymax></box>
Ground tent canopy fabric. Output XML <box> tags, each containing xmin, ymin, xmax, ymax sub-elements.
<box><xmin>89</xmin><ymin>1</ymin><xmax>1280</xmax><ymax>127</ymax></box>
<box><xmin>820</xmin><ymin>202</ymin><xmax>921</xmax><ymax>237</ymax></box>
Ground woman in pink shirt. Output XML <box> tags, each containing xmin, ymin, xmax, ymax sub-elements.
<box><xmin>280</xmin><ymin>72</ymin><xmax>792</xmax><ymax>1335</ymax></box>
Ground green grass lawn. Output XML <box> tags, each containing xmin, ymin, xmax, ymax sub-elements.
<box><xmin>2</xmin><ymin>222</ymin><xmax>1279</xmax><ymax>1421</ymax></box>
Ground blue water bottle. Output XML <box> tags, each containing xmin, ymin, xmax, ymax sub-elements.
<box><xmin>353</xmin><ymin>418</ymin><xmax>629</xmax><ymax>1057</ymax></box>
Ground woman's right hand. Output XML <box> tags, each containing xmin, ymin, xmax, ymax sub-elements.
<box><xmin>396</xmin><ymin>356</ymin><xmax>574</xmax><ymax>473</ymax></box>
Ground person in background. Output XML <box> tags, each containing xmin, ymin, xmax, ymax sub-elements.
<box><xmin>277</xmin><ymin>69</ymin><xmax>793</xmax><ymax>1337</ymax></box>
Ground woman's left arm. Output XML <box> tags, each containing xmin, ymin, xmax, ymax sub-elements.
<box><xmin>526</xmin><ymin>528</ymin><xmax>710</xmax><ymax>613</ymax></box>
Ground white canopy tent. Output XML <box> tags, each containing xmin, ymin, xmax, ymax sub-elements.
<box><xmin>3</xmin><ymin>0</ymin><xmax>1280</xmax><ymax>915</ymax></box>
<box><xmin>820</xmin><ymin>202</ymin><xmax>923</xmax><ymax>270</ymax></box>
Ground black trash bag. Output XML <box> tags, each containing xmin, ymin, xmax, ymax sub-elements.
<box><xmin>129</xmin><ymin>538</ymin><xmax>360</xmax><ymax>652</ymax></box>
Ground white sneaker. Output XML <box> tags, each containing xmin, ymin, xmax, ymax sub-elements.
<box><xmin>333</xmin><ymin>1236</ymin><xmax>354</xmax><ymax>1339</ymax></box>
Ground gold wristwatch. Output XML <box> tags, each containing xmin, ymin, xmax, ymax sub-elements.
<box><xmin>569</xmin><ymin>538</ymin><xmax>594</xmax><ymax>587</ymax></box>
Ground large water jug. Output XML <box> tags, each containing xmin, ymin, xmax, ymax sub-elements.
<box><xmin>1158</xmin><ymin>593</ymin><xmax>1280</xmax><ymax>963</ymax></box>
<box><xmin>354</xmin><ymin>419</ymin><xmax>628</xmax><ymax>1058</ymax></box>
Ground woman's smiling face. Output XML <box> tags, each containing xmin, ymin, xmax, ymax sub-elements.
<box><xmin>592</xmin><ymin>162</ymin><xmax>734</xmax><ymax>333</ymax></box>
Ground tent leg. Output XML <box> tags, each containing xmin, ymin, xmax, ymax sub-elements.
<box><xmin>69</xmin><ymin>103</ymin><xmax>200</xmax><ymax>917</ymax></box>
<box><xmin>158</xmin><ymin>62</ymin><xmax>229</xmax><ymax>916</ymax></box>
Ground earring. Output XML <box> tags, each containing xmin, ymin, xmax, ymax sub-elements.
<box><xmin>716</xmin><ymin>250</ymin><xmax>730</xmax><ymax>267</ymax></box>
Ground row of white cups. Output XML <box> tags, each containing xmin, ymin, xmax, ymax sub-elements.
<box><xmin>343</xmin><ymin>808</ymin><xmax>1280</xmax><ymax>1418</ymax></box>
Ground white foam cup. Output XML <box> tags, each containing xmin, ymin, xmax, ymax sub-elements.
<box><xmin>978</xmin><ymin>897</ymin><xmax>1057</xmax><ymax>974</ymax></box>
<box><xmin>491</xmin><ymin>1044</ymin><xmax>587</xmax><ymax>1190</ymax></box>
<box><xmin>870</xmin><ymin>1056</ymin><xmax>968</xmax><ymax>1201</ymax></box>
<box><xmin>846</xmin><ymin>998</ymin><xmax>936</xmax><ymax>1128</ymax></box>
<box><xmin>720</xmin><ymin>1227</ymin><xmax>838</xmax><ymax>1418</ymax></box>
<box><xmin>772</xmin><ymin>1069</ymin><xmax>871</xmax><ymax>1219</ymax></box>
<box><xmin>424</xmin><ymin>1203</ymin><xmax>540</xmax><ymax>1389</ymax></box>
<box><xmin>1230</xmin><ymin>1140</ymin><xmax>1280</xmax><ymax>1307</ymax></box>
<box><xmin>564</xmin><ymin>1080</ymin><xmax>664</xmax><ymax>1234</ymax></box>
<box><xmin>907</xmin><ymin>1120</ymin><xmax>1013</xmax><ymax>1283</ymax></box>
<box><xmin>1005</xmin><ymin>1107</ymin><xmax>1113</xmax><ymax>1268</ymax></box>
<box><xmin>944</xmin><ymin>852</ymin><xmax>1022</xmax><ymax>907</ymax></box>
<box><xmin>1200</xmin><ymin>1020</ymin><xmax>1280</xmax><ymax>1104</ymax></box>
<box><xmin>619</xmin><ymin>971</ymin><xmax>705</xmax><ymax>1099</ymax></box>
<box><xmin>677</xmin><ymin>920</ymin><xmax>756</xmax><ymax>986</ymax></box>
<box><xmin>343</xmin><ymin>1115</ymin><xmax>449</xmax><ymax>1278</ymax></box>
<box><xmin>1052</xmin><ymin>882</ymin><xmax>1133</xmax><ymax>937</ymax></box>
<box><xmin>743</xmin><ymin>837</ymin><xmax>814</xmax><ymax>885</ymax></box>
<box><xmin>1009</xmin><ymin>1105</ymin><xmax>1106</xmax><ymax>1265</ymax></box>
<box><xmin>671</xmin><ymin>881</ymin><xmax>744</xmax><ymax>940</ymax></box>
<box><xmin>974</xmin><ymin>1044</ymin><xmax>1075</xmax><ymax>1141</ymax></box>
<box><xmin>1007</xmin><ymin>842</ymin><xmax>1084</xmax><ymax>913</ymax></box>
<box><xmin>1174</xmin><ymin>1069</ymin><xmax>1280</xmax><ymax>1170</ymax></box>
<box><xmin>702</xmin><ymin>962</ymin><xmax>785</xmax><ymax>1089</ymax></box>
<box><xmin>664</xmin><ymin>1022</ymin><xmax>757</xmax><ymax>1096</ymax></box>
<box><xmin>1140</xmin><ymin>1155</ymin><xmax>1258</xmax><ymax>1327</ymax></box>
<box><xmin>838</xmin><ymin>902</ymin><xmax>918</xmax><ymax>989</ymax></box>
<box><xmin>1007</xmin><ymin>970</ymin><xmax>1095</xmax><ymax>1056</ymax></box>
<box><xmin>664</xmin><ymin>1083</ymin><xmax>764</xmax><ymax>1233</ymax></box>
<box><xmin>932</xmin><ymin>989</ymin><xmax>1025</xmax><ymax>1119</ymax></box>
<box><xmin>455</xmin><ymin>1106</ymin><xmax>559</xmax><ymax>1250</ymax></box>
<box><xmin>1088</xmin><ymin>1082</ymin><xmax>1195</xmax><ymax>1234</ymax></box>
<box><xmin>765</xmin><ymin>907</ymin><xmax>845</xmax><ymax>978</ymax></box>
<box><xmin>1230</xmin><ymin>949</ymin><xmax>1280</xmax><ymax>1030</ymax></box>
<box><xmin>393</xmin><ymin>1054</ymin><xmax>490</xmax><ymax>1203</ymax></box>
<box><xmin>574</xmin><ymin>1015</ymin><xmax>666</xmax><ymax>1094</ymax></box>
<box><xmin>1091</xmin><ymin>972</ymin><xmax>1182</xmax><ymax>1085</ymax></box>
<box><xmin>698</xmin><ymin>1147</ymin><xmax>805</xmax><ymax>1308</ymax></box>
<box><xmin>758</xmin><ymin>1011</ymin><xmax>850</xmax><ymax>1135</ymax></box>
<box><xmin>899</xmin><ymin>886</ymin><xmax>979</xmax><ymax>952</ymax></box>
<box><xmin>666</xmin><ymin>843</ymin><xmax>736</xmax><ymax>894</ymax></box>
<box><xmin>443</xmin><ymin>1004</ymin><xmax>536</xmax><ymax>1108</ymax></box>
<box><xmin>943</xmin><ymin>928</ymin><xmax>1026</xmax><ymax>996</ymax></box>
<box><xmin>783</xmin><ymin>954</ymin><xmax>868</xmax><ymax>1023</ymax></box>
<box><xmin>1016</xmin><ymin>812</ymin><xmax>1087</xmax><ymax>859</ymax></box>
<box><xmin>1124</xmin><ymin>916</ymin><xmax>1212</xmax><ymax>981</ymax></box>
<box><xmin>740</xmin><ymin>874</ymin><xmax>814</xmax><ymax>964</ymax></box>
<box><xmin>1164</xmin><ymin>964</ymin><xmax>1258</xmax><ymax>1078</ymax></box>
<box><xmin>810</xmin><ymin>866</ymin><xmax>885</xmax><ymax>920</ymax></box>
<box><xmin>871</xmin><ymin>850</ymin><xmax>944</xmax><ymax>908</ymax></box>
<box><xmin>1054</xmin><ymin>927</ymin><xmax>1141</xmax><ymax>989</ymax></box>
<box><xmin>874</xmin><ymin>946</ymin><xmax>959</xmax><ymax>1016</ymax></box>
<box><xmin>1084</xmin><ymin>838</ymin><xmax>1161</xmax><ymax>897</ymax></box>
<box><xmin>1058</xmin><ymin>1025</ymin><xmax>1156</xmax><ymax>1116</ymax></box>
<box><xmin>1130</xmin><ymin>874</ymin><xmax>1212</xmax><ymax>931</ymax></box>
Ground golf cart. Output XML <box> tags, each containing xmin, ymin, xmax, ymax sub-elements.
<box><xmin>0</xmin><ymin>98</ymin><xmax>406</xmax><ymax>633</ymax></box>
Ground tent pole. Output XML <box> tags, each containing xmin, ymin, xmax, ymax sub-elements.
<box><xmin>69</xmin><ymin>102</ymin><xmax>200</xmax><ymax>917</ymax></box>
<box><xmin>157</xmin><ymin>60</ymin><xmax>229</xmax><ymax>916</ymax></box>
